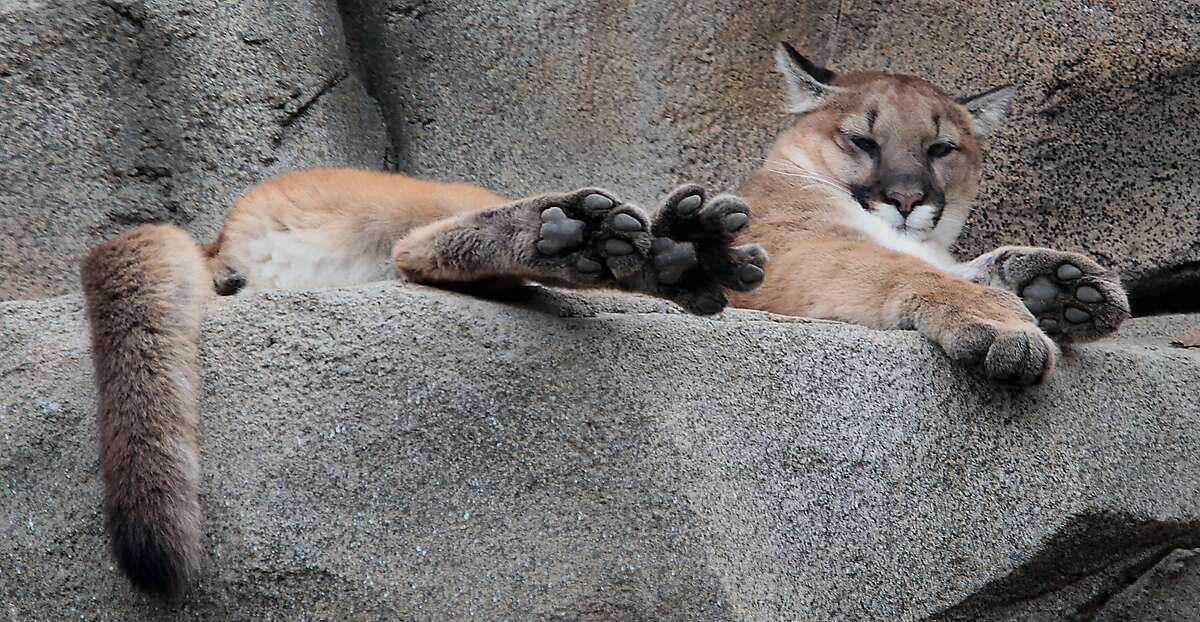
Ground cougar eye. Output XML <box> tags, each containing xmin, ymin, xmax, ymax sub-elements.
<box><xmin>927</xmin><ymin>142</ymin><xmax>957</xmax><ymax>159</ymax></box>
<box><xmin>849</xmin><ymin>136</ymin><xmax>879</xmax><ymax>155</ymax></box>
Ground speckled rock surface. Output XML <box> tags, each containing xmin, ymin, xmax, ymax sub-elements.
<box><xmin>2</xmin><ymin>1</ymin><xmax>1197</xmax><ymax>307</ymax></box>
<box><xmin>0</xmin><ymin>0</ymin><xmax>388</xmax><ymax>301</ymax></box>
<box><xmin>1092</xmin><ymin>548</ymin><xmax>1200</xmax><ymax>622</ymax></box>
<box><xmin>2</xmin><ymin>285</ymin><xmax>1198</xmax><ymax>620</ymax></box>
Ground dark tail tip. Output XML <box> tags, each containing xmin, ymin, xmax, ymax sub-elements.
<box><xmin>109</xmin><ymin>514</ymin><xmax>192</xmax><ymax>597</ymax></box>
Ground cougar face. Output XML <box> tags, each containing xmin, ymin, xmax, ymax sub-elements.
<box><xmin>767</xmin><ymin>43</ymin><xmax>1014</xmax><ymax>247</ymax></box>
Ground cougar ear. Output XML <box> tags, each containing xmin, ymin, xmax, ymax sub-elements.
<box><xmin>957</xmin><ymin>85</ymin><xmax>1016</xmax><ymax>139</ymax></box>
<box><xmin>774</xmin><ymin>42</ymin><xmax>838</xmax><ymax>114</ymax></box>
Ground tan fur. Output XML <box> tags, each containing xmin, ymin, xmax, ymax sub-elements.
<box><xmin>211</xmin><ymin>169</ymin><xmax>509</xmax><ymax>291</ymax></box>
<box><xmin>81</xmin><ymin>172</ymin><xmax>515</xmax><ymax>596</ymax></box>
<box><xmin>730</xmin><ymin>74</ymin><xmax>1010</xmax><ymax>328</ymax></box>
<box><xmin>82</xmin><ymin>172</ymin><xmax>513</xmax><ymax>596</ymax></box>
<box><xmin>220</xmin><ymin>168</ymin><xmax>506</xmax><ymax>254</ymax></box>
<box><xmin>81</xmin><ymin>225</ymin><xmax>210</xmax><ymax>595</ymax></box>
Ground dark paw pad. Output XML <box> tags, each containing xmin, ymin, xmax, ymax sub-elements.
<box><xmin>674</xmin><ymin>289</ymin><xmax>727</xmax><ymax>315</ymax></box>
<box><xmin>1075</xmin><ymin>285</ymin><xmax>1103</xmax><ymax>303</ymax></box>
<box><xmin>580</xmin><ymin>193</ymin><xmax>614</xmax><ymax>215</ymax></box>
<box><xmin>575</xmin><ymin>257</ymin><xmax>602</xmax><ymax>273</ymax></box>
<box><xmin>738</xmin><ymin>264</ymin><xmax>764</xmax><ymax>284</ymax></box>
<box><xmin>604</xmin><ymin>239</ymin><xmax>636</xmax><ymax>256</ymax></box>
<box><xmin>1010</xmin><ymin>252</ymin><xmax>1129</xmax><ymax>343</ymax></box>
<box><xmin>643</xmin><ymin>184</ymin><xmax>766</xmax><ymax>314</ymax></box>
<box><xmin>693</xmin><ymin>294</ymin><xmax>725</xmax><ymax>315</ymax></box>
<box><xmin>725</xmin><ymin>244</ymin><xmax>768</xmax><ymax>292</ymax></box>
<box><xmin>653</xmin><ymin>186</ymin><xmax>751</xmax><ymax>243</ymax></box>
<box><xmin>1021</xmin><ymin>276</ymin><xmax>1058</xmax><ymax>314</ymax></box>
<box><xmin>1064</xmin><ymin>307</ymin><xmax>1091</xmax><ymax>323</ymax></box>
<box><xmin>612</xmin><ymin>213</ymin><xmax>643</xmax><ymax>232</ymax></box>
<box><xmin>651</xmin><ymin>237</ymin><xmax>699</xmax><ymax>285</ymax></box>
<box><xmin>522</xmin><ymin>187</ymin><xmax>654</xmax><ymax>283</ymax></box>
<box><xmin>676</xmin><ymin>194</ymin><xmax>702</xmax><ymax>213</ymax></box>
<box><xmin>1056</xmin><ymin>263</ymin><xmax>1083</xmax><ymax>281</ymax></box>
<box><xmin>536</xmin><ymin>207</ymin><xmax>586</xmax><ymax>255</ymax></box>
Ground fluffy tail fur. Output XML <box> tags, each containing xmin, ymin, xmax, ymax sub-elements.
<box><xmin>81</xmin><ymin>224</ymin><xmax>211</xmax><ymax>596</ymax></box>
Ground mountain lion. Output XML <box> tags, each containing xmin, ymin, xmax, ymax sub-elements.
<box><xmin>80</xmin><ymin>43</ymin><xmax>1127</xmax><ymax>596</ymax></box>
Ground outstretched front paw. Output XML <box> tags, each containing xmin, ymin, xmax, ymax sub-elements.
<box><xmin>994</xmin><ymin>248</ymin><xmax>1130</xmax><ymax>343</ymax></box>
<box><xmin>645</xmin><ymin>184</ymin><xmax>768</xmax><ymax>315</ymax></box>
<box><xmin>526</xmin><ymin>187</ymin><xmax>652</xmax><ymax>284</ymax></box>
<box><xmin>938</xmin><ymin>288</ymin><xmax>1058</xmax><ymax>385</ymax></box>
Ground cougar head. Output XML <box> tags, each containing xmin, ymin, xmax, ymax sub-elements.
<box><xmin>767</xmin><ymin>42</ymin><xmax>1015</xmax><ymax>247</ymax></box>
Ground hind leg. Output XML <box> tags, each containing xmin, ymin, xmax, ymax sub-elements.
<box><xmin>392</xmin><ymin>186</ymin><xmax>653</xmax><ymax>288</ymax></box>
<box><xmin>392</xmin><ymin>184</ymin><xmax>768</xmax><ymax>315</ymax></box>
<box><xmin>953</xmin><ymin>246</ymin><xmax>1130</xmax><ymax>342</ymax></box>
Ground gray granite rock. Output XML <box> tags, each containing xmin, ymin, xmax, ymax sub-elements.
<box><xmin>2</xmin><ymin>285</ymin><xmax>1198</xmax><ymax>619</ymax></box>
<box><xmin>0</xmin><ymin>0</ymin><xmax>388</xmax><ymax>300</ymax></box>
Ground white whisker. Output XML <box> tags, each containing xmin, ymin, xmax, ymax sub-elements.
<box><xmin>772</xmin><ymin>176</ymin><xmax>850</xmax><ymax>197</ymax></box>
<box><xmin>759</xmin><ymin>157</ymin><xmax>854</xmax><ymax>198</ymax></box>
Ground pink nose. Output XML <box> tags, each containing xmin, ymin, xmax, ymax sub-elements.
<box><xmin>886</xmin><ymin>191</ymin><xmax>924</xmax><ymax>216</ymax></box>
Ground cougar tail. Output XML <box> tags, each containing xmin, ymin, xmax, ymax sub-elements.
<box><xmin>81</xmin><ymin>224</ymin><xmax>212</xmax><ymax>596</ymax></box>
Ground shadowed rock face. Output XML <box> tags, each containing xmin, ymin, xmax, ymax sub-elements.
<box><xmin>1</xmin><ymin>1</ymin><xmax>1198</xmax><ymax>307</ymax></box>
<box><xmin>1092</xmin><ymin>548</ymin><xmax>1200</xmax><ymax>622</ymax></box>
<box><xmin>2</xmin><ymin>285</ymin><xmax>1200</xmax><ymax>619</ymax></box>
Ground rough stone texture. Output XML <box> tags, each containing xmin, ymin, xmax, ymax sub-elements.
<box><xmin>2</xmin><ymin>1</ymin><xmax>1198</xmax><ymax>309</ymax></box>
<box><xmin>1090</xmin><ymin>548</ymin><xmax>1200</xmax><ymax>622</ymax></box>
<box><xmin>2</xmin><ymin>284</ymin><xmax>1199</xmax><ymax>620</ymax></box>
<box><xmin>0</xmin><ymin>0</ymin><xmax>388</xmax><ymax>301</ymax></box>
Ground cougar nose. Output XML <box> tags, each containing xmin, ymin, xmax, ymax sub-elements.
<box><xmin>886</xmin><ymin>191</ymin><xmax>925</xmax><ymax>216</ymax></box>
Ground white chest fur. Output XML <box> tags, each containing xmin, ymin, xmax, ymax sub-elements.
<box><xmin>843</xmin><ymin>206</ymin><xmax>954</xmax><ymax>269</ymax></box>
<box><xmin>228</xmin><ymin>228</ymin><xmax>396</xmax><ymax>290</ymax></box>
